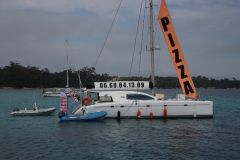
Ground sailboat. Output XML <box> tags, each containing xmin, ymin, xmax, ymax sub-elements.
<box><xmin>42</xmin><ymin>40</ymin><xmax>71</xmax><ymax>97</ymax></box>
<box><xmin>74</xmin><ymin>0</ymin><xmax>213</xmax><ymax>118</ymax></box>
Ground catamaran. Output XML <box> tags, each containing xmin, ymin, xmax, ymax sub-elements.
<box><xmin>73</xmin><ymin>0</ymin><xmax>213</xmax><ymax>118</ymax></box>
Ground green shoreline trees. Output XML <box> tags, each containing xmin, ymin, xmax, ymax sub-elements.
<box><xmin>0</xmin><ymin>62</ymin><xmax>239</xmax><ymax>89</ymax></box>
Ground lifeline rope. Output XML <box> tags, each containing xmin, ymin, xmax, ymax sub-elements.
<box><xmin>83</xmin><ymin>0</ymin><xmax>123</xmax><ymax>86</ymax></box>
<box><xmin>138</xmin><ymin>1</ymin><xmax>146</xmax><ymax>77</ymax></box>
<box><xmin>129</xmin><ymin>0</ymin><xmax>144</xmax><ymax>76</ymax></box>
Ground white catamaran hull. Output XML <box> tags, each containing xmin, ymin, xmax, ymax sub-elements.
<box><xmin>75</xmin><ymin>100</ymin><xmax>213</xmax><ymax>118</ymax></box>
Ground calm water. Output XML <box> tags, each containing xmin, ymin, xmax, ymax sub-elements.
<box><xmin>0</xmin><ymin>89</ymin><xmax>240</xmax><ymax>160</ymax></box>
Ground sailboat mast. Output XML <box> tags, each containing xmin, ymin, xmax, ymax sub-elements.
<box><xmin>149</xmin><ymin>0</ymin><xmax>155</xmax><ymax>91</ymax></box>
<box><xmin>65</xmin><ymin>40</ymin><xmax>69</xmax><ymax>88</ymax></box>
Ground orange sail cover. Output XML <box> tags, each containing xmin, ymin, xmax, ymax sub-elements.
<box><xmin>158</xmin><ymin>0</ymin><xmax>198</xmax><ymax>99</ymax></box>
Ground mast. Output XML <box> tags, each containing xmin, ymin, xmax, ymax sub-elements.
<box><xmin>149</xmin><ymin>0</ymin><xmax>155</xmax><ymax>92</ymax></box>
<box><xmin>65</xmin><ymin>40</ymin><xmax>69</xmax><ymax>88</ymax></box>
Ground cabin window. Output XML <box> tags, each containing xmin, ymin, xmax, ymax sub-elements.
<box><xmin>99</xmin><ymin>95</ymin><xmax>113</xmax><ymax>102</ymax></box>
<box><xmin>87</xmin><ymin>92</ymin><xmax>99</xmax><ymax>101</ymax></box>
<box><xmin>126</xmin><ymin>94</ymin><xmax>154</xmax><ymax>100</ymax></box>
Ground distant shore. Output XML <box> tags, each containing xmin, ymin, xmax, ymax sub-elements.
<box><xmin>1</xmin><ymin>62</ymin><xmax>240</xmax><ymax>89</ymax></box>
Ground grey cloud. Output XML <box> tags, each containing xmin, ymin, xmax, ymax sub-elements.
<box><xmin>0</xmin><ymin>0</ymin><xmax>240</xmax><ymax>79</ymax></box>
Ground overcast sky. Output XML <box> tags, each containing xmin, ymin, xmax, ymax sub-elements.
<box><xmin>0</xmin><ymin>0</ymin><xmax>240</xmax><ymax>79</ymax></box>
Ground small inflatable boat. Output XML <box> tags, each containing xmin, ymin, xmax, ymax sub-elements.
<box><xmin>59</xmin><ymin>111</ymin><xmax>107</xmax><ymax>122</ymax></box>
<box><xmin>11</xmin><ymin>106</ymin><xmax>56</xmax><ymax>116</ymax></box>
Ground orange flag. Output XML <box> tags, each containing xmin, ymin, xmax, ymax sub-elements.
<box><xmin>158</xmin><ymin>0</ymin><xmax>198</xmax><ymax>99</ymax></box>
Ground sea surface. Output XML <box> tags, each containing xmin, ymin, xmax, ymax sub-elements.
<box><xmin>0</xmin><ymin>88</ymin><xmax>240</xmax><ymax>160</ymax></box>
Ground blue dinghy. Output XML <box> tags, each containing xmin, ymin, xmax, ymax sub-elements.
<box><xmin>59</xmin><ymin>111</ymin><xmax>107</xmax><ymax>122</ymax></box>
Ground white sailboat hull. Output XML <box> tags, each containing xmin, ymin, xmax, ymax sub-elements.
<box><xmin>43</xmin><ymin>93</ymin><xmax>61</xmax><ymax>97</ymax></box>
<box><xmin>75</xmin><ymin>100</ymin><xmax>213</xmax><ymax>118</ymax></box>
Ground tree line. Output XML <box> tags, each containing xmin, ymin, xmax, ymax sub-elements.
<box><xmin>0</xmin><ymin>62</ymin><xmax>239</xmax><ymax>89</ymax></box>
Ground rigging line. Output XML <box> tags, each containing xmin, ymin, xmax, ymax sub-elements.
<box><xmin>65</xmin><ymin>40</ymin><xmax>69</xmax><ymax>88</ymax></box>
<box><xmin>143</xmin><ymin>2</ymin><xmax>150</xmax><ymax>75</ymax></box>
<box><xmin>129</xmin><ymin>0</ymin><xmax>144</xmax><ymax>76</ymax></box>
<box><xmin>93</xmin><ymin>0</ymin><xmax>123</xmax><ymax>68</ymax></box>
<box><xmin>138</xmin><ymin>0</ymin><xmax>146</xmax><ymax>77</ymax></box>
<box><xmin>154</xmin><ymin>9</ymin><xmax>161</xmax><ymax>48</ymax></box>
<box><xmin>83</xmin><ymin>0</ymin><xmax>123</xmax><ymax>86</ymax></box>
<box><xmin>136</xmin><ymin>0</ymin><xmax>146</xmax><ymax>97</ymax></box>
<box><xmin>145</xmin><ymin>9</ymin><xmax>150</xmax><ymax>54</ymax></box>
<box><xmin>153</xmin><ymin>8</ymin><xmax>162</xmax><ymax>76</ymax></box>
